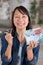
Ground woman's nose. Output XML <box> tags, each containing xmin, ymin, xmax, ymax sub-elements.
<box><xmin>19</xmin><ymin>17</ymin><xmax>23</xmax><ymax>21</ymax></box>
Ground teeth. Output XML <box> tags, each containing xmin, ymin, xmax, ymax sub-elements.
<box><xmin>19</xmin><ymin>24</ymin><xmax>23</xmax><ymax>25</ymax></box>
<box><xmin>17</xmin><ymin>23</ymin><xmax>25</xmax><ymax>25</ymax></box>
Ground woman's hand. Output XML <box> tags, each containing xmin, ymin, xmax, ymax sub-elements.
<box><xmin>4</xmin><ymin>32</ymin><xmax>13</xmax><ymax>59</ymax></box>
<box><xmin>5</xmin><ymin>32</ymin><xmax>13</xmax><ymax>47</ymax></box>
<box><xmin>27</xmin><ymin>41</ymin><xmax>39</xmax><ymax>61</ymax></box>
<box><xmin>27</xmin><ymin>41</ymin><xmax>39</xmax><ymax>49</ymax></box>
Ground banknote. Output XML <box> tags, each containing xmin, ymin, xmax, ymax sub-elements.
<box><xmin>24</xmin><ymin>27</ymin><xmax>43</xmax><ymax>45</ymax></box>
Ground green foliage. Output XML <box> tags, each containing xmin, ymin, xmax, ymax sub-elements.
<box><xmin>30</xmin><ymin>0</ymin><xmax>38</xmax><ymax>20</ymax></box>
<box><xmin>38</xmin><ymin>19</ymin><xmax>43</xmax><ymax>24</ymax></box>
<box><xmin>30</xmin><ymin>0</ymin><xmax>37</xmax><ymax>14</ymax></box>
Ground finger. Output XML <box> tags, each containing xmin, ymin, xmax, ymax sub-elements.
<box><xmin>5</xmin><ymin>33</ymin><xmax>13</xmax><ymax>40</ymax></box>
<box><xmin>29</xmin><ymin>41</ymin><xmax>32</xmax><ymax>48</ymax></box>
<box><xmin>30</xmin><ymin>41</ymin><xmax>35</xmax><ymax>48</ymax></box>
<box><xmin>33</xmin><ymin>41</ymin><xmax>39</xmax><ymax>48</ymax></box>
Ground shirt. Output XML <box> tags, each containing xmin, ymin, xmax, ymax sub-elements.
<box><xmin>1</xmin><ymin>32</ymin><xmax>40</xmax><ymax>65</ymax></box>
<box><xmin>17</xmin><ymin>44</ymin><xmax>23</xmax><ymax>65</ymax></box>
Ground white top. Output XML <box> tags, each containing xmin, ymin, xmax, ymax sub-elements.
<box><xmin>17</xmin><ymin>44</ymin><xmax>23</xmax><ymax>65</ymax></box>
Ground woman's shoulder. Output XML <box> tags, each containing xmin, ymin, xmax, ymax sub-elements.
<box><xmin>1</xmin><ymin>32</ymin><xmax>6</xmax><ymax>39</ymax></box>
<box><xmin>1</xmin><ymin>31</ymin><xmax>8</xmax><ymax>43</ymax></box>
<box><xmin>1</xmin><ymin>32</ymin><xmax>8</xmax><ymax>46</ymax></box>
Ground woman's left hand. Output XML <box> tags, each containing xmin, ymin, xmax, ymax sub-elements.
<box><xmin>27</xmin><ymin>41</ymin><xmax>39</xmax><ymax>61</ymax></box>
<box><xmin>30</xmin><ymin>41</ymin><xmax>39</xmax><ymax>48</ymax></box>
<box><xmin>27</xmin><ymin>41</ymin><xmax>39</xmax><ymax>50</ymax></box>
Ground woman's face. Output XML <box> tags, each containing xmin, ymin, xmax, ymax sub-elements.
<box><xmin>13</xmin><ymin>9</ymin><xmax>29</xmax><ymax>30</ymax></box>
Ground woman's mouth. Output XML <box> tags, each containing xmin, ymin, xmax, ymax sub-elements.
<box><xmin>17</xmin><ymin>22</ymin><xmax>25</xmax><ymax>26</ymax></box>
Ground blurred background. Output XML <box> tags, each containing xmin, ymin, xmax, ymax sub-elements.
<box><xmin>0</xmin><ymin>0</ymin><xmax>43</xmax><ymax>65</ymax></box>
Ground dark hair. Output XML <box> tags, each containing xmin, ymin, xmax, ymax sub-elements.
<box><xmin>12</xmin><ymin>6</ymin><xmax>32</xmax><ymax>36</ymax></box>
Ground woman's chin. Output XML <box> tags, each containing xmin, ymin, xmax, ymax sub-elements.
<box><xmin>18</xmin><ymin>27</ymin><xmax>25</xmax><ymax>30</ymax></box>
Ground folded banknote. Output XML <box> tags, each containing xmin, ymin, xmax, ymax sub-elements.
<box><xmin>24</xmin><ymin>27</ymin><xmax>43</xmax><ymax>45</ymax></box>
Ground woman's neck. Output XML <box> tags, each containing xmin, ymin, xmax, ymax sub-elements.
<box><xmin>16</xmin><ymin>28</ymin><xmax>26</xmax><ymax>36</ymax></box>
<box><xmin>16</xmin><ymin>28</ymin><xmax>26</xmax><ymax>43</ymax></box>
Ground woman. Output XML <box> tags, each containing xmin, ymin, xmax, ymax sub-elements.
<box><xmin>1</xmin><ymin>6</ymin><xmax>40</xmax><ymax>65</ymax></box>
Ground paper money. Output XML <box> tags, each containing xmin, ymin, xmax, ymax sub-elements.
<box><xmin>24</xmin><ymin>27</ymin><xmax>43</xmax><ymax>45</ymax></box>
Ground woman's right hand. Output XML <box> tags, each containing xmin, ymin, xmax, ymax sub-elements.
<box><xmin>5</xmin><ymin>32</ymin><xmax>13</xmax><ymax>47</ymax></box>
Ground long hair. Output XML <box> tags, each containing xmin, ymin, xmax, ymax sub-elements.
<box><xmin>11</xmin><ymin>6</ymin><xmax>32</xmax><ymax>36</ymax></box>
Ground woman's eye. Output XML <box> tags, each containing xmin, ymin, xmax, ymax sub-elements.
<box><xmin>15</xmin><ymin>16</ymin><xmax>19</xmax><ymax>18</ymax></box>
<box><xmin>22</xmin><ymin>16</ymin><xmax>26</xmax><ymax>18</ymax></box>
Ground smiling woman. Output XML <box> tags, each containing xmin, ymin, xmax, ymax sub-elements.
<box><xmin>1</xmin><ymin>6</ymin><xmax>40</xmax><ymax>65</ymax></box>
<box><xmin>13</xmin><ymin>9</ymin><xmax>28</xmax><ymax>30</ymax></box>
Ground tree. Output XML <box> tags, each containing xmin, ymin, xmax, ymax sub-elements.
<box><xmin>30</xmin><ymin>0</ymin><xmax>38</xmax><ymax>24</ymax></box>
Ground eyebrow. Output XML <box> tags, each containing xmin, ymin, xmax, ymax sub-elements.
<box><xmin>14</xmin><ymin>14</ymin><xmax>19</xmax><ymax>15</ymax></box>
<box><xmin>14</xmin><ymin>13</ymin><xmax>26</xmax><ymax>16</ymax></box>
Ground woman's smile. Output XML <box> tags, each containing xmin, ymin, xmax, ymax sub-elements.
<box><xmin>17</xmin><ymin>22</ymin><xmax>25</xmax><ymax>26</ymax></box>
